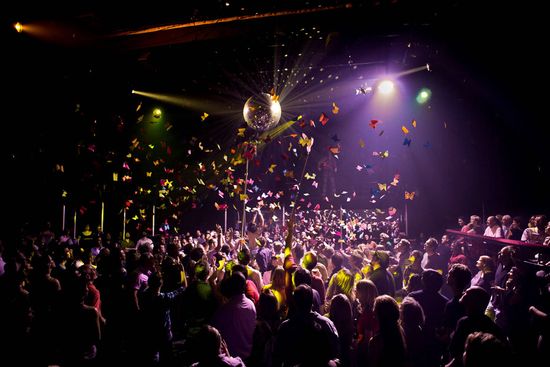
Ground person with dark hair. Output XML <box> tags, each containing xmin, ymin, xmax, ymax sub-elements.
<box><xmin>212</xmin><ymin>272</ymin><xmax>257</xmax><ymax>360</ymax></box>
<box><xmin>507</xmin><ymin>217</ymin><xmax>523</xmax><ymax>240</ymax></box>
<box><xmin>483</xmin><ymin>216</ymin><xmax>503</xmax><ymax>238</ymax></box>
<box><xmin>273</xmin><ymin>284</ymin><xmax>339</xmax><ymax>367</ymax></box>
<box><xmin>329</xmin><ymin>294</ymin><xmax>354</xmax><ymax>367</ymax></box>
<box><xmin>191</xmin><ymin>325</ymin><xmax>245</xmax><ymax>367</ymax></box>
<box><xmin>238</xmin><ymin>247</ymin><xmax>263</xmax><ymax>293</ymax></box>
<box><xmin>400</xmin><ymin>297</ymin><xmax>426</xmax><ymax>367</ymax></box>
<box><xmin>329</xmin><ymin>251</ymin><xmax>344</xmax><ymax>279</ymax></box>
<box><xmin>368</xmin><ymin>250</ymin><xmax>396</xmax><ymax>297</ymax></box>
<box><xmin>409</xmin><ymin>269</ymin><xmax>448</xmax><ymax>367</ymax></box>
<box><xmin>232</xmin><ymin>263</ymin><xmax>260</xmax><ymax>305</ymax></box>
<box><xmin>293</xmin><ymin>267</ymin><xmax>322</xmax><ymax>313</ymax></box>
<box><xmin>403</xmin><ymin>250</ymin><xmax>423</xmax><ymax>290</ymax></box>
<box><xmin>457</xmin><ymin>217</ymin><xmax>466</xmax><ymax>230</ymax></box>
<box><xmin>248</xmin><ymin>290</ymin><xmax>280</xmax><ymax>367</ymax></box>
<box><xmin>182</xmin><ymin>260</ymin><xmax>218</xmax><ymax>340</ymax></box>
<box><xmin>422</xmin><ymin>238</ymin><xmax>446</xmax><ymax>274</ymax></box>
<box><xmin>368</xmin><ymin>295</ymin><xmax>407</xmax><ymax>367</ymax></box>
<box><xmin>255</xmin><ymin>237</ymin><xmax>274</xmax><ymax>274</ymax></box>
<box><xmin>471</xmin><ymin>256</ymin><xmax>495</xmax><ymax>293</ymax></box>
<box><xmin>247</xmin><ymin>208</ymin><xmax>265</xmax><ymax>254</ymax></box>
<box><xmin>448</xmin><ymin>287</ymin><xmax>505</xmax><ymax>367</ymax></box>
<box><xmin>462</xmin><ymin>332</ymin><xmax>511</xmax><ymax>367</ymax></box>
<box><xmin>302</xmin><ymin>251</ymin><xmax>326</xmax><ymax>305</ymax></box>
<box><xmin>137</xmin><ymin>270</ymin><xmax>185</xmax><ymax>365</ymax></box>
<box><xmin>355</xmin><ymin>279</ymin><xmax>379</xmax><ymax>366</ymax></box>
<box><xmin>445</xmin><ymin>264</ymin><xmax>472</xmax><ymax>331</ymax></box>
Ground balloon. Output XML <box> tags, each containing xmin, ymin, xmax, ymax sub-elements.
<box><xmin>243</xmin><ymin>93</ymin><xmax>281</xmax><ymax>131</ymax></box>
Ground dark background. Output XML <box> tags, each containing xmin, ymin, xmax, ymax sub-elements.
<box><xmin>1</xmin><ymin>0</ymin><xmax>548</xmax><ymax>240</ymax></box>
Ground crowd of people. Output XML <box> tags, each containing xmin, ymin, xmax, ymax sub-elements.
<box><xmin>0</xmin><ymin>210</ymin><xmax>549</xmax><ymax>367</ymax></box>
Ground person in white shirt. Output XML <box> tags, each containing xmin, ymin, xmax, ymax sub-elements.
<box><xmin>136</xmin><ymin>231</ymin><xmax>154</xmax><ymax>252</ymax></box>
<box><xmin>483</xmin><ymin>216</ymin><xmax>503</xmax><ymax>238</ymax></box>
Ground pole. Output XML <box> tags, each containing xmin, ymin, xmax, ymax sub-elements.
<box><xmin>282</xmin><ymin>206</ymin><xmax>285</xmax><ymax>224</ymax></box>
<box><xmin>405</xmin><ymin>203</ymin><xmax>409</xmax><ymax>236</ymax></box>
<box><xmin>340</xmin><ymin>206</ymin><xmax>343</xmax><ymax>240</ymax></box>
<box><xmin>73</xmin><ymin>210</ymin><xmax>77</xmax><ymax>239</ymax></box>
<box><xmin>152</xmin><ymin>205</ymin><xmax>156</xmax><ymax>237</ymax></box>
<box><xmin>224</xmin><ymin>207</ymin><xmax>228</xmax><ymax>233</ymax></box>
<box><xmin>101</xmin><ymin>202</ymin><xmax>105</xmax><ymax>233</ymax></box>
<box><xmin>123</xmin><ymin>208</ymin><xmax>127</xmax><ymax>240</ymax></box>
<box><xmin>241</xmin><ymin>158</ymin><xmax>250</xmax><ymax>236</ymax></box>
<box><xmin>62</xmin><ymin>204</ymin><xmax>66</xmax><ymax>231</ymax></box>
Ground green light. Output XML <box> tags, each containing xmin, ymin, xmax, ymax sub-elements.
<box><xmin>152</xmin><ymin>108</ymin><xmax>162</xmax><ymax>119</ymax></box>
<box><xmin>416</xmin><ymin>88</ymin><xmax>431</xmax><ymax>104</ymax></box>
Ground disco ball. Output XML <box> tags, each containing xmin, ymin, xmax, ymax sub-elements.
<box><xmin>243</xmin><ymin>93</ymin><xmax>282</xmax><ymax>131</ymax></box>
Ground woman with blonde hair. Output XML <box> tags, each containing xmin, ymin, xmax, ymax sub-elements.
<box><xmin>263</xmin><ymin>266</ymin><xmax>287</xmax><ymax>311</ymax></box>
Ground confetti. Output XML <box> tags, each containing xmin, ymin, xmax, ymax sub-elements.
<box><xmin>201</xmin><ymin>112</ymin><xmax>209</xmax><ymax>121</ymax></box>
<box><xmin>319</xmin><ymin>113</ymin><xmax>329</xmax><ymax>126</ymax></box>
<box><xmin>332</xmin><ymin>102</ymin><xmax>340</xmax><ymax>114</ymax></box>
<box><xmin>369</xmin><ymin>120</ymin><xmax>379</xmax><ymax>129</ymax></box>
<box><xmin>403</xmin><ymin>138</ymin><xmax>411</xmax><ymax>146</ymax></box>
<box><xmin>405</xmin><ymin>191</ymin><xmax>415</xmax><ymax>200</ymax></box>
<box><xmin>401</xmin><ymin>126</ymin><xmax>409</xmax><ymax>134</ymax></box>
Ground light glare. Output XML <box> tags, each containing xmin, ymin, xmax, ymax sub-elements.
<box><xmin>378</xmin><ymin>80</ymin><xmax>395</xmax><ymax>95</ymax></box>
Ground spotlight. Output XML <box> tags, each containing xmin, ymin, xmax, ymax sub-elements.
<box><xmin>416</xmin><ymin>88</ymin><xmax>432</xmax><ymax>104</ymax></box>
<box><xmin>377</xmin><ymin>80</ymin><xmax>395</xmax><ymax>95</ymax></box>
<box><xmin>14</xmin><ymin>22</ymin><xmax>23</xmax><ymax>33</ymax></box>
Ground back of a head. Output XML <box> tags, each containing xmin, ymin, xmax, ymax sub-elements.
<box><xmin>374</xmin><ymin>295</ymin><xmax>400</xmax><ymax>327</ymax></box>
<box><xmin>231</xmin><ymin>263</ymin><xmax>248</xmax><ymax>279</ymax></box>
<box><xmin>448</xmin><ymin>263</ymin><xmax>472</xmax><ymax>291</ymax></box>
<box><xmin>329</xmin><ymin>293</ymin><xmax>352</xmax><ymax>325</ymax></box>
<box><xmin>464</xmin><ymin>332</ymin><xmax>511</xmax><ymax>367</ymax></box>
<box><xmin>194</xmin><ymin>260</ymin><xmax>210</xmax><ymax>281</ymax></box>
<box><xmin>302</xmin><ymin>251</ymin><xmax>318</xmax><ymax>271</ymax></box>
<box><xmin>238</xmin><ymin>247</ymin><xmax>251</xmax><ymax>266</ymax></box>
<box><xmin>331</xmin><ymin>252</ymin><xmax>344</xmax><ymax>268</ymax></box>
<box><xmin>258</xmin><ymin>290</ymin><xmax>279</xmax><ymax>321</ymax></box>
<box><xmin>148</xmin><ymin>271</ymin><xmax>163</xmax><ymax>289</ymax></box>
<box><xmin>293</xmin><ymin>284</ymin><xmax>313</xmax><ymax>314</ymax></box>
<box><xmin>411</xmin><ymin>250</ymin><xmax>423</xmax><ymax>263</ymax></box>
<box><xmin>425</xmin><ymin>237</ymin><xmax>439</xmax><ymax>250</ymax></box>
<box><xmin>195</xmin><ymin>325</ymin><xmax>222</xmax><ymax>362</ymax></box>
<box><xmin>223</xmin><ymin>271</ymin><xmax>247</xmax><ymax>298</ymax></box>
<box><xmin>400</xmin><ymin>296</ymin><xmax>425</xmax><ymax>329</ymax></box>
<box><xmin>462</xmin><ymin>286</ymin><xmax>490</xmax><ymax>316</ymax></box>
<box><xmin>293</xmin><ymin>267</ymin><xmax>312</xmax><ymax>286</ymax></box>
<box><xmin>356</xmin><ymin>279</ymin><xmax>378</xmax><ymax>308</ymax></box>
<box><xmin>247</xmin><ymin>222</ymin><xmax>257</xmax><ymax>234</ymax></box>
<box><xmin>407</xmin><ymin>274</ymin><xmax>423</xmax><ymax>293</ymax></box>
<box><xmin>422</xmin><ymin>269</ymin><xmax>444</xmax><ymax>292</ymax></box>
<box><xmin>373</xmin><ymin>250</ymin><xmax>390</xmax><ymax>269</ymax></box>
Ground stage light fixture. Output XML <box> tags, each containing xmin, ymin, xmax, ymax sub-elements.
<box><xmin>416</xmin><ymin>88</ymin><xmax>432</xmax><ymax>104</ymax></box>
<box><xmin>378</xmin><ymin>80</ymin><xmax>395</xmax><ymax>95</ymax></box>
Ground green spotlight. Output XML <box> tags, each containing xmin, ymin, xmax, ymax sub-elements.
<box><xmin>416</xmin><ymin>88</ymin><xmax>431</xmax><ymax>104</ymax></box>
<box><xmin>152</xmin><ymin>108</ymin><xmax>162</xmax><ymax>119</ymax></box>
